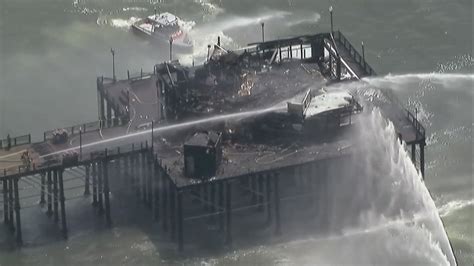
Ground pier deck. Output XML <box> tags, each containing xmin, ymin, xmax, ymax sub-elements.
<box><xmin>0</xmin><ymin>30</ymin><xmax>426</xmax><ymax>252</ymax></box>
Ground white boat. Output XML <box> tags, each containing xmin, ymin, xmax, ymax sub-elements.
<box><xmin>131</xmin><ymin>12</ymin><xmax>192</xmax><ymax>49</ymax></box>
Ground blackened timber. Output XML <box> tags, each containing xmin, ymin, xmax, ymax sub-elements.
<box><xmin>53</xmin><ymin>170</ymin><xmax>59</xmax><ymax>223</ymax></box>
<box><xmin>47</xmin><ymin>171</ymin><xmax>52</xmax><ymax>216</ymax></box>
<box><xmin>177</xmin><ymin>190</ymin><xmax>184</xmax><ymax>252</ymax></box>
<box><xmin>58</xmin><ymin>169</ymin><xmax>68</xmax><ymax>239</ymax></box>
<box><xmin>218</xmin><ymin>182</ymin><xmax>224</xmax><ymax>231</ymax></box>
<box><xmin>273</xmin><ymin>173</ymin><xmax>281</xmax><ymax>235</ymax></box>
<box><xmin>84</xmin><ymin>165</ymin><xmax>90</xmax><ymax>196</ymax></box>
<box><xmin>225</xmin><ymin>181</ymin><xmax>232</xmax><ymax>245</ymax></box>
<box><xmin>258</xmin><ymin>175</ymin><xmax>264</xmax><ymax>212</ymax></box>
<box><xmin>103</xmin><ymin>160</ymin><xmax>112</xmax><ymax>227</ymax></box>
<box><xmin>92</xmin><ymin>163</ymin><xmax>98</xmax><ymax>206</ymax></box>
<box><xmin>265</xmin><ymin>174</ymin><xmax>272</xmax><ymax>225</ymax></box>
<box><xmin>162</xmin><ymin>176</ymin><xmax>168</xmax><ymax>231</ymax></box>
<box><xmin>13</xmin><ymin>177</ymin><xmax>22</xmax><ymax>245</ymax></box>
<box><xmin>97</xmin><ymin>162</ymin><xmax>104</xmax><ymax>214</ymax></box>
<box><xmin>3</xmin><ymin>179</ymin><xmax>8</xmax><ymax>224</ymax></box>
<box><xmin>420</xmin><ymin>142</ymin><xmax>425</xmax><ymax>179</ymax></box>
<box><xmin>8</xmin><ymin>178</ymin><xmax>14</xmax><ymax>231</ymax></box>
<box><xmin>40</xmin><ymin>173</ymin><xmax>45</xmax><ymax>204</ymax></box>
<box><xmin>170</xmin><ymin>180</ymin><xmax>176</xmax><ymax>240</ymax></box>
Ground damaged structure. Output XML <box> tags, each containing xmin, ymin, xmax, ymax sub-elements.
<box><xmin>0</xmin><ymin>30</ymin><xmax>426</xmax><ymax>253</ymax></box>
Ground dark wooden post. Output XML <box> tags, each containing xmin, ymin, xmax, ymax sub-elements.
<box><xmin>265</xmin><ymin>174</ymin><xmax>272</xmax><ymax>224</ymax></box>
<box><xmin>84</xmin><ymin>165</ymin><xmax>90</xmax><ymax>196</ymax></box>
<box><xmin>40</xmin><ymin>173</ymin><xmax>46</xmax><ymax>204</ymax></box>
<box><xmin>13</xmin><ymin>177</ymin><xmax>22</xmax><ymax>245</ymax></box>
<box><xmin>225</xmin><ymin>181</ymin><xmax>232</xmax><ymax>245</ymax></box>
<box><xmin>170</xmin><ymin>181</ymin><xmax>176</xmax><ymax>240</ymax></box>
<box><xmin>47</xmin><ymin>170</ymin><xmax>52</xmax><ymax>216</ymax></box>
<box><xmin>258</xmin><ymin>174</ymin><xmax>264</xmax><ymax>212</ymax></box>
<box><xmin>218</xmin><ymin>182</ymin><xmax>224</xmax><ymax>231</ymax></box>
<box><xmin>162</xmin><ymin>176</ymin><xmax>168</xmax><ymax>231</ymax></box>
<box><xmin>97</xmin><ymin>161</ymin><xmax>104</xmax><ymax>214</ymax></box>
<box><xmin>53</xmin><ymin>170</ymin><xmax>59</xmax><ymax>223</ymax></box>
<box><xmin>273</xmin><ymin>173</ymin><xmax>281</xmax><ymax>235</ymax></box>
<box><xmin>177</xmin><ymin>190</ymin><xmax>184</xmax><ymax>251</ymax></box>
<box><xmin>58</xmin><ymin>169</ymin><xmax>68</xmax><ymax>239</ymax></box>
<box><xmin>411</xmin><ymin>144</ymin><xmax>416</xmax><ymax>164</ymax></box>
<box><xmin>8</xmin><ymin>178</ymin><xmax>14</xmax><ymax>231</ymax></box>
<box><xmin>420</xmin><ymin>142</ymin><xmax>425</xmax><ymax>179</ymax></box>
<box><xmin>153</xmin><ymin>165</ymin><xmax>160</xmax><ymax>221</ymax></box>
<box><xmin>2</xmin><ymin>179</ymin><xmax>8</xmax><ymax>224</ymax></box>
<box><xmin>103</xmin><ymin>160</ymin><xmax>112</xmax><ymax>227</ymax></box>
<box><xmin>92</xmin><ymin>163</ymin><xmax>98</xmax><ymax>206</ymax></box>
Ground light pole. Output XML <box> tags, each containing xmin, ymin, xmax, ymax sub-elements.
<box><xmin>329</xmin><ymin>6</ymin><xmax>334</xmax><ymax>34</ymax></box>
<box><xmin>261</xmin><ymin>22</ymin><xmax>265</xmax><ymax>43</ymax></box>
<box><xmin>110</xmin><ymin>48</ymin><xmax>116</xmax><ymax>82</ymax></box>
<box><xmin>169</xmin><ymin>37</ymin><xmax>173</xmax><ymax>61</ymax></box>
<box><xmin>361</xmin><ymin>41</ymin><xmax>365</xmax><ymax>61</ymax></box>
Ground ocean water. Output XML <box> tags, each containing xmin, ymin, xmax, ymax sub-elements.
<box><xmin>0</xmin><ymin>0</ymin><xmax>472</xmax><ymax>265</ymax></box>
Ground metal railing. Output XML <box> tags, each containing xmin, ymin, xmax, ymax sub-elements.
<box><xmin>1</xmin><ymin>141</ymin><xmax>151</xmax><ymax>178</ymax></box>
<box><xmin>334</xmin><ymin>31</ymin><xmax>376</xmax><ymax>76</ymax></box>
<box><xmin>43</xmin><ymin>121</ymin><xmax>103</xmax><ymax>141</ymax></box>
<box><xmin>0</xmin><ymin>134</ymin><xmax>31</xmax><ymax>149</ymax></box>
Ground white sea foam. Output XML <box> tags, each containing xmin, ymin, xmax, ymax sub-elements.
<box><xmin>109</xmin><ymin>17</ymin><xmax>141</xmax><ymax>29</ymax></box>
<box><xmin>122</xmin><ymin>7</ymin><xmax>148</xmax><ymax>12</ymax></box>
<box><xmin>286</xmin><ymin>12</ymin><xmax>321</xmax><ymax>26</ymax></box>
<box><xmin>438</xmin><ymin>199</ymin><xmax>474</xmax><ymax>217</ymax></box>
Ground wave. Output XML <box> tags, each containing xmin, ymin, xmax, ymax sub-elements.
<box><xmin>122</xmin><ymin>7</ymin><xmax>149</xmax><ymax>12</ymax></box>
<box><xmin>194</xmin><ymin>0</ymin><xmax>224</xmax><ymax>16</ymax></box>
<box><xmin>438</xmin><ymin>199</ymin><xmax>474</xmax><ymax>218</ymax></box>
<box><xmin>286</xmin><ymin>12</ymin><xmax>321</xmax><ymax>26</ymax></box>
<box><xmin>108</xmin><ymin>17</ymin><xmax>141</xmax><ymax>29</ymax></box>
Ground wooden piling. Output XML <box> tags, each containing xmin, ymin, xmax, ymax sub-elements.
<box><xmin>273</xmin><ymin>173</ymin><xmax>281</xmax><ymax>235</ymax></box>
<box><xmin>225</xmin><ymin>181</ymin><xmax>232</xmax><ymax>245</ymax></box>
<box><xmin>92</xmin><ymin>163</ymin><xmax>98</xmax><ymax>206</ymax></box>
<box><xmin>103</xmin><ymin>160</ymin><xmax>112</xmax><ymax>227</ymax></box>
<box><xmin>13</xmin><ymin>177</ymin><xmax>22</xmax><ymax>245</ymax></box>
<box><xmin>58</xmin><ymin>169</ymin><xmax>68</xmax><ymax>239</ymax></box>
<box><xmin>218</xmin><ymin>182</ymin><xmax>224</xmax><ymax>231</ymax></box>
<box><xmin>40</xmin><ymin>172</ymin><xmax>46</xmax><ymax>204</ymax></box>
<box><xmin>3</xmin><ymin>179</ymin><xmax>8</xmax><ymax>224</ymax></box>
<box><xmin>162</xmin><ymin>176</ymin><xmax>168</xmax><ymax>231</ymax></box>
<box><xmin>265</xmin><ymin>174</ymin><xmax>272</xmax><ymax>225</ymax></box>
<box><xmin>258</xmin><ymin>174</ymin><xmax>264</xmax><ymax>212</ymax></box>
<box><xmin>8</xmin><ymin>178</ymin><xmax>14</xmax><ymax>231</ymax></box>
<box><xmin>177</xmin><ymin>190</ymin><xmax>184</xmax><ymax>251</ymax></box>
<box><xmin>170</xmin><ymin>181</ymin><xmax>176</xmax><ymax>240</ymax></box>
<box><xmin>53</xmin><ymin>170</ymin><xmax>59</xmax><ymax>223</ymax></box>
<box><xmin>47</xmin><ymin>171</ymin><xmax>52</xmax><ymax>216</ymax></box>
<box><xmin>84</xmin><ymin>165</ymin><xmax>90</xmax><ymax>195</ymax></box>
<box><xmin>97</xmin><ymin>161</ymin><xmax>104</xmax><ymax>214</ymax></box>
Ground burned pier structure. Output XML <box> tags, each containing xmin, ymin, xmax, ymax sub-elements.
<box><xmin>0</xmin><ymin>30</ymin><xmax>426</xmax><ymax>251</ymax></box>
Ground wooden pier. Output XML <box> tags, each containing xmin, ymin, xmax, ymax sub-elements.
<box><xmin>0</xmin><ymin>30</ymin><xmax>426</xmax><ymax>252</ymax></box>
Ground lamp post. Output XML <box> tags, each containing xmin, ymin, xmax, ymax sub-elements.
<box><xmin>361</xmin><ymin>41</ymin><xmax>365</xmax><ymax>61</ymax></box>
<box><xmin>329</xmin><ymin>6</ymin><xmax>334</xmax><ymax>34</ymax></box>
<box><xmin>169</xmin><ymin>37</ymin><xmax>173</xmax><ymax>61</ymax></box>
<box><xmin>110</xmin><ymin>48</ymin><xmax>116</xmax><ymax>82</ymax></box>
<box><xmin>261</xmin><ymin>22</ymin><xmax>265</xmax><ymax>43</ymax></box>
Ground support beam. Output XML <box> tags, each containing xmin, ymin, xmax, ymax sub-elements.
<box><xmin>177</xmin><ymin>190</ymin><xmax>184</xmax><ymax>252</ymax></box>
<box><xmin>420</xmin><ymin>142</ymin><xmax>425</xmax><ymax>179</ymax></box>
<box><xmin>258</xmin><ymin>174</ymin><xmax>264</xmax><ymax>212</ymax></box>
<box><xmin>3</xmin><ymin>179</ymin><xmax>9</xmax><ymax>224</ymax></box>
<box><xmin>53</xmin><ymin>170</ymin><xmax>59</xmax><ymax>223</ymax></box>
<box><xmin>40</xmin><ymin>173</ymin><xmax>46</xmax><ymax>204</ymax></box>
<box><xmin>170</xmin><ymin>181</ymin><xmax>176</xmax><ymax>240</ymax></box>
<box><xmin>153</xmin><ymin>165</ymin><xmax>160</xmax><ymax>221</ymax></box>
<box><xmin>58</xmin><ymin>169</ymin><xmax>68</xmax><ymax>239</ymax></box>
<box><xmin>47</xmin><ymin>171</ymin><xmax>52</xmax><ymax>216</ymax></box>
<box><xmin>218</xmin><ymin>182</ymin><xmax>224</xmax><ymax>231</ymax></box>
<box><xmin>97</xmin><ymin>162</ymin><xmax>104</xmax><ymax>214</ymax></box>
<box><xmin>162</xmin><ymin>175</ymin><xmax>168</xmax><ymax>231</ymax></box>
<box><xmin>411</xmin><ymin>144</ymin><xmax>416</xmax><ymax>164</ymax></box>
<box><xmin>103</xmin><ymin>160</ymin><xmax>112</xmax><ymax>227</ymax></box>
<box><xmin>265</xmin><ymin>174</ymin><xmax>272</xmax><ymax>225</ymax></box>
<box><xmin>273</xmin><ymin>173</ymin><xmax>281</xmax><ymax>235</ymax></box>
<box><xmin>225</xmin><ymin>181</ymin><xmax>232</xmax><ymax>245</ymax></box>
<box><xmin>84</xmin><ymin>165</ymin><xmax>90</xmax><ymax>196</ymax></box>
<box><xmin>13</xmin><ymin>177</ymin><xmax>22</xmax><ymax>245</ymax></box>
<box><xmin>92</xmin><ymin>163</ymin><xmax>98</xmax><ymax>206</ymax></box>
<box><xmin>8</xmin><ymin>178</ymin><xmax>14</xmax><ymax>231</ymax></box>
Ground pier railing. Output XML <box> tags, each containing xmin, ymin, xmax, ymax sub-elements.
<box><xmin>381</xmin><ymin>88</ymin><xmax>426</xmax><ymax>141</ymax></box>
<box><xmin>334</xmin><ymin>31</ymin><xmax>376</xmax><ymax>76</ymax></box>
<box><xmin>1</xmin><ymin>141</ymin><xmax>151</xmax><ymax>178</ymax></box>
<box><xmin>43</xmin><ymin>121</ymin><xmax>105</xmax><ymax>141</ymax></box>
<box><xmin>0</xmin><ymin>134</ymin><xmax>31</xmax><ymax>149</ymax></box>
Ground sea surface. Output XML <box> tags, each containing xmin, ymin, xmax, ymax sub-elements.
<box><xmin>0</xmin><ymin>0</ymin><xmax>472</xmax><ymax>265</ymax></box>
